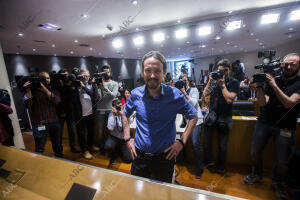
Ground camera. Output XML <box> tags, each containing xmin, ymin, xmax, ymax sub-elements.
<box><xmin>15</xmin><ymin>75</ymin><xmax>46</xmax><ymax>92</ymax></box>
<box><xmin>93</xmin><ymin>72</ymin><xmax>107</xmax><ymax>84</ymax></box>
<box><xmin>174</xmin><ymin>80</ymin><xmax>186</xmax><ymax>90</ymax></box>
<box><xmin>211</xmin><ymin>70</ymin><xmax>224</xmax><ymax>80</ymax></box>
<box><xmin>112</xmin><ymin>98</ymin><xmax>121</xmax><ymax>111</ymax></box>
<box><xmin>253</xmin><ymin>50</ymin><xmax>287</xmax><ymax>83</ymax></box>
<box><xmin>0</xmin><ymin>89</ymin><xmax>11</xmax><ymax>106</ymax></box>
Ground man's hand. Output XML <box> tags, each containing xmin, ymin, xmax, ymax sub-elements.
<box><xmin>23</xmin><ymin>81</ymin><xmax>31</xmax><ymax>92</ymax></box>
<box><xmin>266</xmin><ymin>73</ymin><xmax>277</xmax><ymax>88</ymax></box>
<box><xmin>126</xmin><ymin>138</ymin><xmax>137</xmax><ymax>160</ymax></box>
<box><xmin>112</xmin><ymin>107</ymin><xmax>117</xmax><ymax>115</ymax></box>
<box><xmin>80</xmin><ymin>81</ymin><xmax>85</xmax><ymax>88</ymax></box>
<box><xmin>208</xmin><ymin>72</ymin><xmax>213</xmax><ymax>82</ymax></box>
<box><xmin>164</xmin><ymin>140</ymin><xmax>183</xmax><ymax>160</ymax></box>
<box><xmin>217</xmin><ymin>75</ymin><xmax>225</xmax><ymax>87</ymax></box>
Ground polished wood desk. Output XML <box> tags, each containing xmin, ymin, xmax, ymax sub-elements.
<box><xmin>0</xmin><ymin>145</ymin><xmax>244</xmax><ymax>200</ymax></box>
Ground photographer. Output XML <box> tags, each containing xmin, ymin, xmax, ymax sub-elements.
<box><xmin>179</xmin><ymin>74</ymin><xmax>204</xmax><ymax>178</ymax></box>
<box><xmin>23</xmin><ymin>72</ymin><xmax>63</xmax><ymax>157</ymax></box>
<box><xmin>55</xmin><ymin>69</ymin><xmax>80</xmax><ymax>153</ymax></box>
<box><xmin>244</xmin><ymin>53</ymin><xmax>300</xmax><ymax>199</ymax></box>
<box><xmin>104</xmin><ymin>98</ymin><xmax>132</xmax><ymax>165</ymax></box>
<box><xmin>0</xmin><ymin>89</ymin><xmax>14</xmax><ymax>145</ymax></box>
<box><xmin>73</xmin><ymin>69</ymin><xmax>97</xmax><ymax>160</ymax></box>
<box><xmin>94</xmin><ymin>65</ymin><xmax>119</xmax><ymax>153</ymax></box>
<box><xmin>202</xmin><ymin>59</ymin><xmax>239</xmax><ymax>175</ymax></box>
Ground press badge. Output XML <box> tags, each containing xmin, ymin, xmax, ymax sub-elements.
<box><xmin>37</xmin><ymin>125</ymin><xmax>46</xmax><ymax>131</ymax></box>
<box><xmin>280</xmin><ymin>129</ymin><xmax>292</xmax><ymax>138</ymax></box>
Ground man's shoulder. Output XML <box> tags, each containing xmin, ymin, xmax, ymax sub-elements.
<box><xmin>229</xmin><ymin>77</ymin><xmax>239</xmax><ymax>84</ymax></box>
<box><xmin>131</xmin><ymin>85</ymin><xmax>146</xmax><ymax>97</ymax></box>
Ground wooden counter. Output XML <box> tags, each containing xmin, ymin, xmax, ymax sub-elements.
<box><xmin>0</xmin><ymin>145</ymin><xmax>244</xmax><ymax>200</ymax></box>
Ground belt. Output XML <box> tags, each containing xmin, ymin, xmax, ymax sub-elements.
<box><xmin>135</xmin><ymin>148</ymin><xmax>166</xmax><ymax>160</ymax></box>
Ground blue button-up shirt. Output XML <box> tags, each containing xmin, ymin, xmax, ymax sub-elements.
<box><xmin>123</xmin><ymin>84</ymin><xmax>197</xmax><ymax>153</ymax></box>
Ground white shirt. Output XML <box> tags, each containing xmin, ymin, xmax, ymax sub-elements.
<box><xmin>79</xmin><ymin>84</ymin><xmax>93</xmax><ymax>117</ymax></box>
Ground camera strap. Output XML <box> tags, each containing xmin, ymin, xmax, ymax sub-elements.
<box><xmin>275</xmin><ymin>101</ymin><xmax>300</xmax><ymax>125</ymax></box>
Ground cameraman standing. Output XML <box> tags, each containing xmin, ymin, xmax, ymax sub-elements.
<box><xmin>95</xmin><ymin>65</ymin><xmax>119</xmax><ymax>153</ymax></box>
<box><xmin>23</xmin><ymin>72</ymin><xmax>63</xmax><ymax>157</ymax></box>
<box><xmin>202</xmin><ymin>59</ymin><xmax>239</xmax><ymax>175</ymax></box>
<box><xmin>244</xmin><ymin>53</ymin><xmax>300</xmax><ymax>199</ymax></box>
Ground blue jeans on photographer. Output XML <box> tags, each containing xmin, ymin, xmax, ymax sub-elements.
<box><xmin>250</xmin><ymin>120</ymin><xmax>294</xmax><ymax>184</ymax></box>
<box><xmin>32</xmin><ymin>121</ymin><xmax>63</xmax><ymax>157</ymax></box>
<box><xmin>191</xmin><ymin>124</ymin><xmax>204</xmax><ymax>176</ymax></box>
<box><xmin>96</xmin><ymin>110</ymin><xmax>111</xmax><ymax>150</ymax></box>
<box><xmin>203</xmin><ymin>116</ymin><xmax>232</xmax><ymax>171</ymax></box>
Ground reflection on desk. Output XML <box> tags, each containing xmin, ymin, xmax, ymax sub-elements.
<box><xmin>0</xmin><ymin>145</ymin><xmax>245</xmax><ymax>200</ymax></box>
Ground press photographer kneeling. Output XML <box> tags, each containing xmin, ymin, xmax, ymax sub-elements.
<box><xmin>244</xmin><ymin>52</ymin><xmax>300</xmax><ymax>199</ymax></box>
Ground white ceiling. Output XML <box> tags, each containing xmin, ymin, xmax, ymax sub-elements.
<box><xmin>0</xmin><ymin>0</ymin><xmax>300</xmax><ymax>60</ymax></box>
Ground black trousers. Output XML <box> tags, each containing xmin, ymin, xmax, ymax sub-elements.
<box><xmin>75</xmin><ymin>114</ymin><xmax>95</xmax><ymax>152</ymax></box>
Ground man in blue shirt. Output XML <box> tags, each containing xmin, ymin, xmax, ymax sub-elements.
<box><xmin>122</xmin><ymin>51</ymin><xmax>198</xmax><ymax>183</ymax></box>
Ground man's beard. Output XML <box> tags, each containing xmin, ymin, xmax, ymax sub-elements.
<box><xmin>283</xmin><ymin>68</ymin><xmax>299</xmax><ymax>78</ymax></box>
<box><xmin>145</xmin><ymin>78</ymin><xmax>160</xmax><ymax>89</ymax></box>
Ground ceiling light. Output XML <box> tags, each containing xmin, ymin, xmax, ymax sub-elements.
<box><xmin>153</xmin><ymin>32</ymin><xmax>165</xmax><ymax>42</ymax></box>
<box><xmin>16</xmin><ymin>52</ymin><xmax>19</xmax><ymax>54</ymax></box>
<box><xmin>18</xmin><ymin>33</ymin><xmax>23</xmax><ymax>37</ymax></box>
<box><xmin>81</xmin><ymin>14</ymin><xmax>88</xmax><ymax>18</ymax></box>
<box><xmin>131</xmin><ymin>0</ymin><xmax>138</xmax><ymax>5</ymax></box>
<box><xmin>201</xmin><ymin>45</ymin><xmax>206</xmax><ymax>48</ymax></box>
<box><xmin>226</xmin><ymin>20</ymin><xmax>242</xmax><ymax>30</ymax></box>
<box><xmin>177</xmin><ymin>47</ymin><xmax>181</xmax><ymax>50</ymax></box>
<box><xmin>288</xmin><ymin>34</ymin><xmax>292</xmax><ymax>38</ymax></box>
<box><xmin>177</xmin><ymin>20</ymin><xmax>181</xmax><ymax>23</ymax></box>
<box><xmin>52</xmin><ymin>44</ymin><xmax>55</xmax><ymax>48</ymax></box>
<box><xmin>215</xmin><ymin>36</ymin><xmax>221</xmax><ymax>40</ymax></box>
<box><xmin>261</xmin><ymin>13</ymin><xmax>279</xmax><ymax>24</ymax></box>
<box><xmin>255</xmin><ymin>38</ymin><xmax>259</xmax><ymax>41</ymax></box>
<box><xmin>136</xmin><ymin>28</ymin><xmax>139</xmax><ymax>31</ymax></box>
<box><xmin>234</xmin><ymin>45</ymin><xmax>238</xmax><ymax>48</ymax></box>
<box><xmin>133</xmin><ymin>36</ymin><xmax>144</xmax><ymax>46</ymax></box>
<box><xmin>70</xmin><ymin>51</ymin><xmax>74</xmax><ymax>54</ymax></box>
<box><xmin>98</xmin><ymin>52</ymin><xmax>102</xmax><ymax>55</ymax></box>
<box><xmin>226</xmin><ymin>42</ymin><xmax>230</xmax><ymax>45</ymax></box>
<box><xmin>290</xmin><ymin>10</ymin><xmax>300</xmax><ymax>20</ymax></box>
<box><xmin>198</xmin><ymin>26</ymin><xmax>211</xmax><ymax>36</ymax></box>
<box><xmin>186</xmin><ymin>41</ymin><xmax>190</xmax><ymax>44</ymax></box>
<box><xmin>242</xmin><ymin>24</ymin><xmax>246</xmax><ymax>27</ymax></box>
<box><xmin>289</xmin><ymin>27</ymin><xmax>294</xmax><ymax>31</ymax></box>
<box><xmin>89</xmin><ymin>47</ymin><xmax>93</xmax><ymax>51</ymax></box>
<box><xmin>112</xmin><ymin>39</ymin><xmax>123</xmax><ymax>48</ymax></box>
<box><xmin>33</xmin><ymin>49</ymin><xmax>36</xmax><ymax>51</ymax></box>
<box><xmin>74</xmin><ymin>40</ymin><xmax>78</xmax><ymax>43</ymax></box>
<box><xmin>228</xmin><ymin>11</ymin><xmax>233</xmax><ymax>14</ymax></box>
<box><xmin>38</xmin><ymin>23</ymin><xmax>61</xmax><ymax>31</ymax></box>
<box><xmin>250</xmin><ymin>33</ymin><xmax>254</xmax><ymax>36</ymax></box>
<box><xmin>259</xmin><ymin>42</ymin><xmax>263</xmax><ymax>45</ymax></box>
<box><xmin>54</xmin><ymin>54</ymin><xmax>56</xmax><ymax>56</ymax></box>
<box><xmin>175</xmin><ymin>28</ymin><xmax>188</xmax><ymax>39</ymax></box>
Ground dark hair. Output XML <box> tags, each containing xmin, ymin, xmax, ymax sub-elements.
<box><xmin>217</xmin><ymin>59</ymin><xmax>231</xmax><ymax>69</ymax></box>
<box><xmin>141</xmin><ymin>51</ymin><xmax>167</xmax><ymax>73</ymax></box>
<box><xmin>101</xmin><ymin>65</ymin><xmax>110</xmax><ymax>72</ymax></box>
<box><xmin>58</xmin><ymin>69</ymin><xmax>68</xmax><ymax>73</ymax></box>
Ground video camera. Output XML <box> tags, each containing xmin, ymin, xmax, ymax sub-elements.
<box><xmin>92</xmin><ymin>72</ymin><xmax>107</xmax><ymax>84</ymax></box>
<box><xmin>175</xmin><ymin>79</ymin><xmax>186</xmax><ymax>90</ymax></box>
<box><xmin>15</xmin><ymin>74</ymin><xmax>46</xmax><ymax>92</ymax></box>
<box><xmin>253</xmin><ymin>50</ymin><xmax>288</xmax><ymax>83</ymax></box>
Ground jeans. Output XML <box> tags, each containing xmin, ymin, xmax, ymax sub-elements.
<box><xmin>190</xmin><ymin>124</ymin><xmax>204</xmax><ymax>175</ymax></box>
<box><xmin>32</xmin><ymin>121</ymin><xmax>63</xmax><ymax>157</ymax></box>
<box><xmin>104</xmin><ymin>135</ymin><xmax>132</xmax><ymax>163</ymax></box>
<box><xmin>203</xmin><ymin>116</ymin><xmax>232</xmax><ymax>170</ymax></box>
<box><xmin>97</xmin><ymin>110</ymin><xmax>111</xmax><ymax>149</ymax></box>
<box><xmin>59</xmin><ymin>113</ymin><xmax>76</xmax><ymax>148</ymax></box>
<box><xmin>76</xmin><ymin>114</ymin><xmax>95</xmax><ymax>152</ymax></box>
<box><xmin>131</xmin><ymin>148</ymin><xmax>175</xmax><ymax>183</ymax></box>
<box><xmin>250</xmin><ymin>120</ymin><xmax>294</xmax><ymax>183</ymax></box>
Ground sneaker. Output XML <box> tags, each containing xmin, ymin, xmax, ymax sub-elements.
<box><xmin>244</xmin><ymin>173</ymin><xmax>262</xmax><ymax>185</ymax></box>
<box><xmin>89</xmin><ymin>145</ymin><xmax>100</xmax><ymax>152</ymax></box>
<box><xmin>109</xmin><ymin>158</ymin><xmax>116</xmax><ymax>165</ymax></box>
<box><xmin>83</xmin><ymin>151</ymin><xmax>93</xmax><ymax>160</ymax></box>
<box><xmin>272</xmin><ymin>182</ymin><xmax>288</xmax><ymax>199</ymax></box>
<box><xmin>71</xmin><ymin>146</ymin><xmax>81</xmax><ymax>153</ymax></box>
<box><xmin>204</xmin><ymin>162</ymin><xmax>215</xmax><ymax>168</ymax></box>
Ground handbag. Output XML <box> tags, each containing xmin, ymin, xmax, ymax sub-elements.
<box><xmin>203</xmin><ymin>110</ymin><xmax>217</xmax><ymax>126</ymax></box>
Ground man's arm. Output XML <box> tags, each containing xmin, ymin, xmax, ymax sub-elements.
<box><xmin>122</xmin><ymin>114</ymin><xmax>136</xmax><ymax>159</ymax></box>
<box><xmin>220</xmin><ymin>86</ymin><xmax>237</xmax><ymax>104</ymax></box>
<box><xmin>266</xmin><ymin>74</ymin><xmax>300</xmax><ymax>108</ymax></box>
<box><xmin>203</xmin><ymin>73</ymin><xmax>213</xmax><ymax>97</ymax></box>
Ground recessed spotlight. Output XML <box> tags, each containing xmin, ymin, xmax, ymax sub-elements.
<box><xmin>18</xmin><ymin>33</ymin><xmax>23</xmax><ymax>37</ymax></box>
<box><xmin>289</xmin><ymin>27</ymin><xmax>294</xmax><ymax>31</ymax></box>
<box><xmin>98</xmin><ymin>52</ymin><xmax>102</xmax><ymax>55</ymax></box>
<box><xmin>259</xmin><ymin>42</ymin><xmax>263</xmax><ymax>45</ymax></box>
<box><xmin>38</xmin><ymin>23</ymin><xmax>61</xmax><ymax>31</ymax></box>
<box><xmin>201</xmin><ymin>45</ymin><xmax>206</xmax><ymax>48</ymax></box>
<box><xmin>175</xmin><ymin>28</ymin><xmax>188</xmax><ymax>39</ymax></box>
<box><xmin>198</xmin><ymin>26</ymin><xmax>212</xmax><ymax>36</ymax></box>
<box><xmin>226</xmin><ymin>42</ymin><xmax>230</xmax><ymax>45</ymax></box>
<box><xmin>242</xmin><ymin>24</ymin><xmax>246</xmax><ymax>27</ymax></box>
<box><xmin>177</xmin><ymin>47</ymin><xmax>181</xmax><ymax>50</ymax></box>
<box><xmin>288</xmin><ymin>34</ymin><xmax>292</xmax><ymax>38</ymax></box>
<box><xmin>74</xmin><ymin>40</ymin><xmax>78</xmax><ymax>43</ymax></box>
<box><xmin>16</xmin><ymin>52</ymin><xmax>19</xmax><ymax>55</ymax></box>
<box><xmin>261</xmin><ymin>13</ymin><xmax>279</xmax><ymax>24</ymax></box>
<box><xmin>290</xmin><ymin>9</ymin><xmax>300</xmax><ymax>20</ymax></box>
<box><xmin>33</xmin><ymin>49</ymin><xmax>36</xmax><ymax>51</ymax></box>
<box><xmin>54</xmin><ymin>54</ymin><xmax>56</xmax><ymax>56</ymax></box>
<box><xmin>255</xmin><ymin>38</ymin><xmax>259</xmax><ymax>42</ymax></box>
<box><xmin>70</xmin><ymin>51</ymin><xmax>74</xmax><ymax>54</ymax></box>
<box><xmin>131</xmin><ymin>0</ymin><xmax>138</xmax><ymax>5</ymax></box>
<box><xmin>136</xmin><ymin>27</ymin><xmax>139</xmax><ymax>31</ymax></box>
<box><xmin>262</xmin><ymin>46</ymin><xmax>265</xmax><ymax>49</ymax></box>
<box><xmin>186</xmin><ymin>41</ymin><xmax>190</xmax><ymax>44</ymax></box>
<box><xmin>89</xmin><ymin>47</ymin><xmax>93</xmax><ymax>51</ymax></box>
<box><xmin>228</xmin><ymin>11</ymin><xmax>233</xmax><ymax>14</ymax></box>
<box><xmin>160</xmin><ymin>44</ymin><xmax>164</xmax><ymax>47</ymax></box>
<box><xmin>215</xmin><ymin>36</ymin><xmax>221</xmax><ymax>40</ymax></box>
<box><xmin>81</xmin><ymin>14</ymin><xmax>88</xmax><ymax>18</ymax></box>
<box><xmin>234</xmin><ymin>45</ymin><xmax>238</xmax><ymax>48</ymax></box>
<box><xmin>250</xmin><ymin>33</ymin><xmax>254</xmax><ymax>36</ymax></box>
<box><xmin>112</xmin><ymin>39</ymin><xmax>123</xmax><ymax>48</ymax></box>
<box><xmin>153</xmin><ymin>32</ymin><xmax>165</xmax><ymax>42</ymax></box>
<box><xmin>52</xmin><ymin>44</ymin><xmax>55</xmax><ymax>48</ymax></box>
<box><xmin>177</xmin><ymin>20</ymin><xmax>181</xmax><ymax>23</ymax></box>
<box><xmin>102</xmin><ymin>34</ymin><xmax>105</xmax><ymax>38</ymax></box>
<box><xmin>133</xmin><ymin>36</ymin><xmax>144</xmax><ymax>46</ymax></box>
<box><xmin>226</xmin><ymin>20</ymin><xmax>242</xmax><ymax>30</ymax></box>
